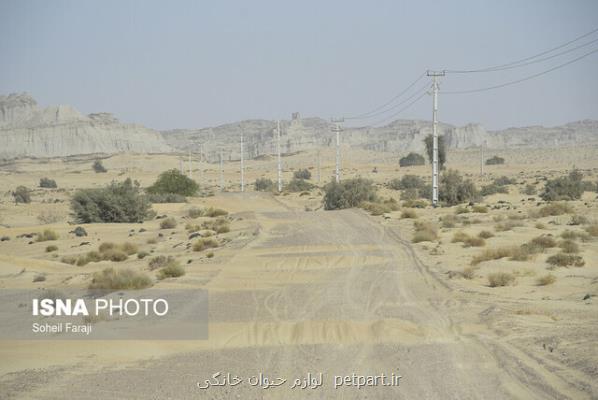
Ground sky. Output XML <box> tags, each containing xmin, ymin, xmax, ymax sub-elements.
<box><xmin>1</xmin><ymin>0</ymin><xmax>597</xmax><ymax>131</ymax></box>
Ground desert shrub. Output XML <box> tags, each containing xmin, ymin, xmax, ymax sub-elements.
<box><xmin>399</xmin><ymin>152</ymin><xmax>426</xmax><ymax>167</ymax></box>
<box><xmin>412</xmin><ymin>221</ymin><xmax>438</xmax><ymax>243</ymax></box>
<box><xmin>146</xmin><ymin>193</ymin><xmax>187</xmax><ymax>203</ymax></box>
<box><xmin>148</xmin><ymin>255</ymin><xmax>174</xmax><ymax>270</ymax></box>
<box><xmin>536</xmin><ymin>274</ymin><xmax>556</xmax><ymax>286</ymax></box>
<box><xmin>39</xmin><ymin>177</ymin><xmax>57</xmax><ymax>188</ymax></box>
<box><xmin>12</xmin><ymin>186</ymin><xmax>31</xmax><ymax>204</ymax></box>
<box><xmin>204</xmin><ymin>207</ymin><xmax>228</xmax><ymax>217</ymax></box>
<box><xmin>418</xmin><ymin>184</ymin><xmax>432</xmax><ymax>200</ymax></box>
<box><xmin>452</xmin><ymin>231</ymin><xmax>469</xmax><ymax>243</ymax></box>
<box><xmin>546</xmin><ymin>253</ymin><xmax>585</xmax><ymax>267</ymax></box>
<box><xmin>569</xmin><ymin>215</ymin><xmax>589</xmax><ymax>226</ymax></box>
<box><xmin>485</xmin><ymin>156</ymin><xmax>505</xmax><ymax>165</ymax></box>
<box><xmin>541</xmin><ymin>170</ymin><xmax>584</xmax><ymax>201</ymax></box>
<box><xmin>160</xmin><ymin>217</ymin><xmax>177</xmax><ymax>229</ymax></box>
<box><xmin>471</xmin><ymin>247</ymin><xmax>518</xmax><ymax>265</ymax></box>
<box><xmin>585</xmin><ymin>223</ymin><xmax>598</xmax><ymax>237</ymax></box>
<box><xmin>72</xmin><ymin>227</ymin><xmax>87</xmax><ymax>237</ymax></box>
<box><xmin>535</xmin><ymin>222</ymin><xmax>546</xmax><ymax>229</ymax></box>
<box><xmin>522</xmin><ymin>184</ymin><xmax>537</xmax><ymax>195</ymax></box>
<box><xmin>488</xmin><ymin>272</ymin><xmax>515</xmax><ymax>287</ymax></box>
<box><xmin>461</xmin><ymin>266</ymin><xmax>477</xmax><ymax>280</ymax></box>
<box><xmin>403</xmin><ymin>199</ymin><xmax>427</xmax><ymax>208</ymax></box>
<box><xmin>147</xmin><ymin>169</ymin><xmax>199</xmax><ymax>196</ymax></box>
<box><xmin>100</xmin><ymin>249</ymin><xmax>129</xmax><ymax>262</ymax></box>
<box><xmin>93</xmin><ymin>160</ymin><xmax>107</xmax><ymax>173</ymax></box>
<box><xmin>285</xmin><ymin>178</ymin><xmax>314</xmax><ymax>193</ymax></box>
<box><xmin>36</xmin><ymin>229</ymin><xmax>59</xmax><ymax>242</ymax></box>
<box><xmin>472</xmin><ymin>205</ymin><xmax>488</xmax><ymax>213</ymax></box>
<box><xmin>293</xmin><ymin>169</ymin><xmax>312</xmax><ymax>180</ymax></box>
<box><xmin>0</xmin><ymin>236</ymin><xmax>10</xmax><ymax>242</ymax></box>
<box><xmin>389</xmin><ymin>175</ymin><xmax>425</xmax><ymax>191</ymax></box>
<box><xmin>157</xmin><ymin>262</ymin><xmax>185</xmax><ymax>280</ymax></box>
<box><xmin>193</xmin><ymin>237</ymin><xmax>219</xmax><ymax>252</ymax></box>
<box><xmin>187</xmin><ymin>207</ymin><xmax>204</xmax><ymax>218</ymax></box>
<box><xmin>478</xmin><ymin>230</ymin><xmax>494</xmax><ymax>239</ymax></box>
<box><xmin>201</xmin><ymin>217</ymin><xmax>230</xmax><ymax>233</ymax></box>
<box><xmin>323</xmin><ymin>178</ymin><xmax>377</xmax><ymax>210</ymax></box>
<box><xmin>452</xmin><ymin>232</ymin><xmax>485</xmax><ymax>247</ymax></box>
<box><xmin>206</xmin><ymin>251</ymin><xmax>214</xmax><ymax>258</ymax></box>
<box><xmin>45</xmin><ymin>245</ymin><xmax>58</xmax><ymax>252</ymax></box>
<box><xmin>481</xmin><ymin>183</ymin><xmax>509</xmax><ymax>196</ymax></box>
<box><xmin>60</xmin><ymin>255</ymin><xmax>77</xmax><ymax>265</ymax></box>
<box><xmin>399</xmin><ymin>188</ymin><xmax>418</xmax><ymax>201</ymax></box>
<box><xmin>361</xmin><ymin>201</ymin><xmax>392</xmax><ymax>216</ymax></box>
<box><xmin>120</xmin><ymin>242</ymin><xmax>139</xmax><ymax>255</ymax></box>
<box><xmin>530</xmin><ymin>235</ymin><xmax>557</xmax><ymax>250</ymax></box>
<box><xmin>495</xmin><ymin>220</ymin><xmax>524</xmax><ymax>231</ymax></box>
<box><xmin>536</xmin><ymin>202</ymin><xmax>574</xmax><ymax>217</ymax></box>
<box><xmin>558</xmin><ymin>239</ymin><xmax>579</xmax><ymax>254</ymax></box>
<box><xmin>33</xmin><ymin>274</ymin><xmax>46</xmax><ymax>282</ymax></box>
<box><xmin>71</xmin><ymin>178</ymin><xmax>152</xmax><ymax>223</ymax></box>
<box><xmin>424</xmin><ymin>134</ymin><xmax>446</xmax><ymax>169</ymax></box>
<box><xmin>255</xmin><ymin>178</ymin><xmax>275</xmax><ymax>192</ymax></box>
<box><xmin>137</xmin><ymin>251</ymin><xmax>149</xmax><ymax>259</ymax></box>
<box><xmin>439</xmin><ymin>170</ymin><xmax>479</xmax><ymax>206</ymax></box>
<box><xmin>494</xmin><ymin>176</ymin><xmax>517</xmax><ymax>186</ymax></box>
<box><xmin>440</xmin><ymin>214</ymin><xmax>458</xmax><ymax>228</ymax></box>
<box><xmin>560</xmin><ymin>230</ymin><xmax>591</xmax><ymax>241</ymax></box>
<box><xmin>454</xmin><ymin>205</ymin><xmax>470</xmax><ymax>215</ymax></box>
<box><xmin>89</xmin><ymin>267</ymin><xmax>152</xmax><ymax>290</ymax></box>
<box><xmin>401</xmin><ymin>209</ymin><xmax>417</xmax><ymax>219</ymax></box>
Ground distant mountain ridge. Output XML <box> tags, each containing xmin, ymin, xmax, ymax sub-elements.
<box><xmin>1</xmin><ymin>93</ymin><xmax>596</xmax><ymax>160</ymax></box>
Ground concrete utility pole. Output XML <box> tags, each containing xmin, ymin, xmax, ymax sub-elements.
<box><xmin>219</xmin><ymin>150</ymin><xmax>224</xmax><ymax>191</ymax></box>
<box><xmin>277</xmin><ymin>120</ymin><xmax>282</xmax><ymax>192</ymax></box>
<box><xmin>240</xmin><ymin>131</ymin><xmax>245</xmax><ymax>192</ymax></box>
<box><xmin>331</xmin><ymin>118</ymin><xmax>344</xmax><ymax>183</ymax></box>
<box><xmin>427</xmin><ymin>70</ymin><xmax>445</xmax><ymax>207</ymax></box>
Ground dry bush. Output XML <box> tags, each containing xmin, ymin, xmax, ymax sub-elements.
<box><xmin>585</xmin><ymin>223</ymin><xmax>598</xmax><ymax>237</ymax></box>
<box><xmin>204</xmin><ymin>207</ymin><xmax>229</xmax><ymax>217</ymax></box>
<box><xmin>36</xmin><ymin>229</ymin><xmax>59</xmax><ymax>242</ymax></box>
<box><xmin>412</xmin><ymin>221</ymin><xmax>438</xmax><ymax>243</ymax></box>
<box><xmin>89</xmin><ymin>267</ymin><xmax>153</xmax><ymax>290</ymax></box>
<box><xmin>488</xmin><ymin>272</ymin><xmax>516</xmax><ymax>287</ymax></box>
<box><xmin>157</xmin><ymin>260</ymin><xmax>185</xmax><ymax>280</ymax></box>
<box><xmin>45</xmin><ymin>245</ymin><xmax>58</xmax><ymax>252</ymax></box>
<box><xmin>148</xmin><ymin>255</ymin><xmax>175</xmax><ymax>270</ymax></box>
<box><xmin>452</xmin><ymin>231</ymin><xmax>469</xmax><ymax>243</ymax></box>
<box><xmin>361</xmin><ymin>201</ymin><xmax>392</xmax><ymax>216</ymax></box>
<box><xmin>454</xmin><ymin>206</ymin><xmax>470</xmax><ymax>215</ymax></box>
<box><xmin>201</xmin><ymin>217</ymin><xmax>230</xmax><ymax>234</ymax></box>
<box><xmin>120</xmin><ymin>242</ymin><xmax>139</xmax><ymax>255</ymax></box>
<box><xmin>471</xmin><ymin>247</ymin><xmax>518</xmax><ymax>265</ymax></box>
<box><xmin>536</xmin><ymin>202</ymin><xmax>574</xmax><ymax>217</ymax></box>
<box><xmin>193</xmin><ymin>237</ymin><xmax>219</xmax><ymax>252</ymax></box>
<box><xmin>536</xmin><ymin>274</ymin><xmax>556</xmax><ymax>286</ymax></box>
<box><xmin>478</xmin><ymin>230</ymin><xmax>494</xmax><ymax>239</ymax></box>
<box><xmin>160</xmin><ymin>217</ymin><xmax>177</xmax><ymax>229</ymax></box>
<box><xmin>461</xmin><ymin>266</ymin><xmax>477</xmax><ymax>280</ymax></box>
<box><xmin>495</xmin><ymin>220</ymin><xmax>524</xmax><ymax>232</ymax></box>
<box><xmin>401</xmin><ymin>209</ymin><xmax>417</xmax><ymax>219</ymax></box>
<box><xmin>187</xmin><ymin>207</ymin><xmax>204</xmax><ymax>218</ymax></box>
<box><xmin>472</xmin><ymin>205</ymin><xmax>488</xmax><ymax>213</ymax></box>
<box><xmin>535</xmin><ymin>222</ymin><xmax>546</xmax><ymax>229</ymax></box>
<box><xmin>464</xmin><ymin>236</ymin><xmax>485</xmax><ymax>247</ymax></box>
<box><xmin>530</xmin><ymin>235</ymin><xmax>557</xmax><ymax>250</ymax></box>
<box><xmin>569</xmin><ymin>215</ymin><xmax>589</xmax><ymax>226</ymax></box>
<box><xmin>146</xmin><ymin>238</ymin><xmax>158</xmax><ymax>244</ymax></box>
<box><xmin>558</xmin><ymin>239</ymin><xmax>580</xmax><ymax>254</ymax></box>
<box><xmin>60</xmin><ymin>255</ymin><xmax>77</xmax><ymax>265</ymax></box>
<box><xmin>561</xmin><ymin>229</ymin><xmax>591</xmax><ymax>242</ymax></box>
<box><xmin>440</xmin><ymin>214</ymin><xmax>458</xmax><ymax>228</ymax></box>
<box><xmin>546</xmin><ymin>253</ymin><xmax>585</xmax><ymax>268</ymax></box>
<box><xmin>206</xmin><ymin>251</ymin><xmax>215</xmax><ymax>258</ymax></box>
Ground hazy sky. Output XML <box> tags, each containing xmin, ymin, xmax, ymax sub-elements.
<box><xmin>1</xmin><ymin>0</ymin><xmax>597</xmax><ymax>131</ymax></box>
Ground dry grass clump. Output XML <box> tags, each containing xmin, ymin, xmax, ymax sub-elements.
<box><xmin>193</xmin><ymin>237</ymin><xmax>220</xmax><ymax>252</ymax></box>
<box><xmin>36</xmin><ymin>229</ymin><xmax>59</xmax><ymax>242</ymax></box>
<box><xmin>89</xmin><ymin>267</ymin><xmax>153</xmax><ymax>290</ymax></box>
<box><xmin>204</xmin><ymin>207</ymin><xmax>229</xmax><ymax>217</ymax></box>
<box><xmin>478</xmin><ymin>230</ymin><xmax>494</xmax><ymax>239</ymax></box>
<box><xmin>536</xmin><ymin>202</ymin><xmax>574</xmax><ymax>217</ymax></box>
<box><xmin>452</xmin><ymin>231</ymin><xmax>485</xmax><ymax>247</ymax></box>
<box><xmin>160</xmin><ymin>217</ymin><xmax>177</xmax><ymax>229</ymax></box>
<box><xmin>60</xmin><ymin>255</ymin><xmax>78</xmax><ymax>265</ymax></box>
<box><xmin>412</xmin><ymin>221</ymin><xmax>438</xmax><ymax>243</ymax></box>
<box><xmin>146</xmin><ymin>237</ymin><xmax>158</xmax><ymax>244</ymax></box>
<box><xmin>461</xmin><ymin>266</ymin><xmax>477</xmax><ymax>280</ymax></box>
<box><xmin>75</xmin><ymin>242</ymin><xmax>138</xmax><ymax>266</ymax></box>
<box><xmin>535</xmin><ymin>222</ymin><xmax>547</xmax><ymax>229</ymax></box>
<box><xmin>488</xmin><ymin>272</ymin><xmax>516</xmax><ymax>287</ymax></box>
<box><xmin>546</xmin><ymin>253</ymin><xmax>585</xmax><ymax>268</ymax></box>
<box><xmin>454</xmin><ymin>206</ymin><xmax>470</xmax><ymax>215</ymax></box>
<box><xmin>536</xmin><ymin>274</ymin><xmax>557</xmax><ymax>286</ymax></box>
<box><xmin>156</xmin><ymin>260</ymin><xmax>185</xmax><ymax>280</ymax></box>
<box><xmin>585</xmin><ymin>223</ymin><xmax>598</xmax><ymax>237</ymax></box>
<box><xmin>361</xmin><ymin>201</ymin><xmax>391</xmax><ymax>216</ymax></box>
<box><xmin>529</xmin><ymin>235</ymin><xmax>557</xmax><ymax>250</ymax></box>
<box><xmin>569</xmin><ymin>215</ymin><xmax>589</xmax><ymax>225</ymax></box>
<box><xmin>471</xmin><ymin>247</ymin><xmax>517</xmax><ymax>265</ymax></box>
<box><xmin>187</xmin><ymin>207</ymin><xmax>204</xmax><ymax>218</ymax></box>
<box><xmin>45</xmin><ymin>245</ymin><xmax>58</xmax><ymax>252</ymax></box>
<box><xmin>495</xmin><ymin>220</ymin><xmax>524</xmax><ymax>232</ymax></box>
<box><xmin>472</xmin><ymin>205</ymin><xmax>488</xmax><ymax>213</ymax></box>
<box><xmin>148</xmin><ymin>255</ymin><xmax>175</xmax><ymax>270</ymax></box>
<box><xmin>558</xmin><ymin>239</ymin><xmax>580</xmax><ymax>254</ymax></box>
<box><xmin>201</xmin><ymin>217</ymin><xmax>230</xmax><ymax>234</ymax></box>
<box><xmin>401</xmin><ymin>209</ymin><xmax>417</xmax><ymax>219</ymax></box>
<box><xmin>440</xmin><ymin>214</ymin><xmax>458</xmax><ymax>228</ymax></box>
<box><xmin>560</xmin><ymin>229</ymin><xmax>591</xmax><ymax>242</ymax></box>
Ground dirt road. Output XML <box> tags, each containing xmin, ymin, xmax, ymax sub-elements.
<box><xmin>0</xmin><ymin>197</ymin><xmax>590</xmax><ymax>399</ymax></box>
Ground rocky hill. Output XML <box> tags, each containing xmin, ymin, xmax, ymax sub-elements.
<box><xmin>0</xmin><ymin>93</ymin><xmax>170</xmax><ymax>159</ymax></box>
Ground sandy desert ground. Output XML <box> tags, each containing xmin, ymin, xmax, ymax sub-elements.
<box><xmin>0</xmin><ymin>144</ymin><xmax>597</xmax><ymax>399</ymax></box>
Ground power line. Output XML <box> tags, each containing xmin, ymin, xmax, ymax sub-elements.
<box><xmin>344</xmin><ymin>71</ymin><xmax>427</xmax><ymax>120</ymax></box>
<box><xmin>445</xmin><ymin>26</ymin><xmax>598</xmax><ymax>73</ymax></box>
<box><xmin>370</xmin><ymin>88</ymin><xmax>429</xmax><ymax>127</ymax></box>
<box><xmin>443</xmin><ymin>47</ymin><xmax>598</xmax><ymax>94</ymax></box>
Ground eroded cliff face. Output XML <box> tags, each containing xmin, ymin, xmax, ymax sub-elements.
<box><xmin>0</xmin><ymin>93</ymin><xmax>170</xmax><ymax>159</ymax></box>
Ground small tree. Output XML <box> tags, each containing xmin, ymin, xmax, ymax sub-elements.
<box><xmin>323</xmin><ymin>178</ymin><xmax>377</xmax><ymax>210</ymax></box>
<box><xmin>13</xmin><ymin>186</ymin><xmax>31</xmax><ymax>204</ymax></box>
<box><xmin>399</xmin><ymin>152</ymin><xmax>425</xmax><ymax>167</ymax></box>
<box><xmin>439</xmin><ymin>170</ymin><xmax>479</xmax><ymax>206</ymax></box>
<box><xmin>147</xmin><ymin>169</ymin><xmax>199</xmax><ymax>196</ymax></box>
<box><xmin>485</xmin><ymin>156</ymin><xmax>505</xmax><ymax>165</ymax></box>
<box><xmin>93</xmin><ymin>160</ymin><xmax>107</xmax><ymax>173</ymax></box>
<box><xmin>424</xmin><ymin>134</ymin><xmax>446</xmax><ymax>170</ymax></box>
<box><xmin>541</xmin><ymin>170</ymin><xmax>584</xmax><ymax>201</ymax></box>
<box><xmin>71</xmin><ymin>178</ymin><xmax>152</xmax><ymax>223</ymax></box>
<box><xmin>39</xmin><ymin>177</ymin><xmax>57</xmax><ymax>188</ymax></box>
<box><xmin>255</xmin><ymin>178</ymin><xmax>274</xmax><ymax>192</ymax></box>
<box><xmin>293</xmin><ymin>169</ymin><xmax>312</xmax><ymax>180</ymax></box>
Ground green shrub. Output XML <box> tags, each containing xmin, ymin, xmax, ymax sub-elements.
<box><xmin>36</xmin><ymin>229</ymin><xmax>59</xmax><ymax>242</ymax></box>
<box><xmin>89</xmin><ymin>268</ymin><xmax>153</xmax><ymax>290</ymax></box>
<box><xmin>285</xmin><ymin>178</ymin><xmax>314</xmax><ymax>193</ymax></box>
<box><xmin>93</xmin><ymin>160</ymin><xmax>107</xmax><ymax>173</ymax></box>
<box><xmin>323</xmin><ymin>178</ymin><xmax>377</xmax><ymax>210</ymax></box>
<box><xmin>146</xmin><ymin>193</ymin><xmax>187</xmax><ymax>203</ymax></box>
<box><xmin>536</xmin><ymin>274</ymin><xmax>556</xmax><ymax>286</ymax></box>
<box><xmin>439</xmin><ymin>170</ymin><xmax>479</xmax><ymax>206</ymax></box>
<box><xmin>546</xmin><ymin>253</ymin><xmax>585</xmax><ymax>267</ymax></box>
<box><xmin>12</xmin><ymin>186</ymin><xmax>31</xmax><ymax>204</ymax></box>
<box><xmin>157</xmin><ymin>262</ymin><xmax>185</xmax><ymax>280</ymax></box>
<box><xmin>293</xmin><ymin>169</ymin><xmax>311</xmax><ymax>180</ymax></box>
<box><xmin>255</xmin><ymin>178</ymin><xmax>275</xmax><ymax>192</ymax></box>
<box><xmin>560</xmin><ymin>229</ymin><xmax>591</xmax><ymax>241</ymax></box>
<box><xmin>39</xmin><ymin>178</ymin><xmax>57</xmax><ymax>188</ymax></box>
<box><xmin>160</xmin><ymin>217</ymin><xmax>177</xmax><ymax>229</ymax></box>
<box><xmin>45</xmin><ymin>245</ymin><xmax>58</xmax><ymax>252</ymax></box>
<box><xmin>399</xmin><ymin>152</ymin><xmax>426</xmax><ymax>167</ymax></box>
<box><xmin>488</xmin><ymin>272</ymin><xmax>515</xmax><ymax>287</ymax></box>
<box><xmin>424</xmin><ymin>134</ymin><xmax>446</xmax><ymax>169</ymax></box>
<box><xmin>485</xmin><ymin>156</ymin><xmax>505</xmax><ymax>165</ymax></box>
<box><xmin>541</xmin><ymin>170</ymin><xmax>584</xmax><ymax>201</ymax></box>
<box><xmin>147</xmin><ymin>169</ymin><xmax>199</xmax><ymax>196</ymax></box>
<box><xmin>480</xmin><ymin>183</ymin><xmax>509</xmax><ymax>196</ymax></box>
<box><xmin>71</xmin><ymin>178</ymin><xmax>152</xmax><ymax>223</ymax></box>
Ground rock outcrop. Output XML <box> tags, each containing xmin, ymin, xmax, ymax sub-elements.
<box><xmin>0</xmin><ymin>93</ymin><xmax>170</xmax><ymax>159</ymax></box>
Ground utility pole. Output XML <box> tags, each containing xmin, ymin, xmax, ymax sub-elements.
<box><xmin>331</xmin><ymin>117</ymin><xmax>344</xmax><ymax>183</ymax></box>
<box><xmin>427</xmin><ymin>70</ymin><xmax>445</xmax><ymax>207</ymax></box>
<box><xmin>277</xmin><ymin>120</ymin><xmax>282</xmax><ymax>192</ymax></box>
<box><xmin>317</xmin><ymin>149</ymin><xmax>321</xmax><ymax>183</ymax></box>
<box><xmin>219</xmin><ymin>150</ymin><xmax>224</xmax><ymax>191</ymax></box>
<box><xmin>240</xmin><ymin>131</ymin><xmax>245</xmax><ymax>192</ymax></box>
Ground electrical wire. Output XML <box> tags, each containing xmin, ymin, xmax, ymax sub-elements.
<box><xmin>443</xmin><ymin>47</ymin><xmax>598</xmax><ymax>94</ymax></box>
<box><xmin>445</xmin><ymin>26</ymin><xmax>598</xmax><ymax>73</ymax></box>
<box><xmin>369</xmin><ymin>89</ymin><xmax>429</xmax><ymax>127</ymax></box>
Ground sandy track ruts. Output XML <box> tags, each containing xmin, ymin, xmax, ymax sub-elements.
<box><xmin>1</xmin><ymin>207</ymin><xmax>589</xmax><ymax>399</ymax></box>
